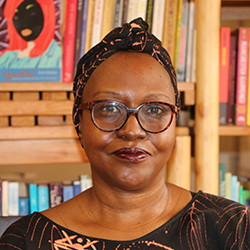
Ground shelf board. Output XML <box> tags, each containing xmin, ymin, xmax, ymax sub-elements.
<box><xmin>0</xmin><ymin>126</ymin><xmax>190</xmax><ymax>141</ymax></box>
<box><xmin>219</xmin><ymin>126</ymin><xmax>250</xmax><ymax>136</ymax></box>
<box><xmin>0</xmin><ymin>82</ymin><xmax>195</xmax><ymax>92</ymax></box>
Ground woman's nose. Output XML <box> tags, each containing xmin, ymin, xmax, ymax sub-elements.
<box><xmin>116</xmin><ymin>114</ymin><xmax>147</xmax><ymax>140</ymax></box>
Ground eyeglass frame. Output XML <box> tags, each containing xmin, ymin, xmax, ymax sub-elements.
<box><xmin>78</xmin><ymin>99</ymin><xmax>178</xmax><ymax>134</ymax></box>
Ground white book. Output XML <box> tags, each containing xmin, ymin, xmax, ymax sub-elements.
<box><xmin>185</xmin><ymin>0</ymin><xmax>195</xmax><ymax>82</ymax></box>
<box><xmin>151</xmin><ymin>0</ymin><xmax>166</xmax><ymax>41</ymax></box>
<box><xmin>80</xmin><ymin>175</ymin><xmax>93</xmax><ymax>192</ymax></box>
<box><xmin>91</xmin><ymin>0</ymin><xmax>105</xmax><ymax>47</ymax></box>
<box><xmin>127</xmin><ymin>0</ymin><xmax>140</xmax><ymax>23</ymax></box>
<box><xmin>8</xmin><ymin>182</ymin><xmax>19</xmax><ymax>216</ymax></box>
<box><xmin>2</xmin><ymin>180</ymin><xmax>8</xmax><ymax>216</ymax></box>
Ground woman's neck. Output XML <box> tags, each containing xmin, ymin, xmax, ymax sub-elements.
<box><xmin>17</xmin><ymin>41</ymin><xmax>35</xmax><ymax>58</ymax></box>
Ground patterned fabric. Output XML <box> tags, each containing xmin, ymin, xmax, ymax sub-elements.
<box><xmin>1</xmin><ymin>191</ymin><xmax>249</xmax><ymax>249</ymax></box>
<box><xmin>72</xmin><ymin>18</ymin><xmax>179</xmax><ymax>138</ymax></box>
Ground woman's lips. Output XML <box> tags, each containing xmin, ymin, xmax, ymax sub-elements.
<box><xmin>112</xmin><ymin>147</ymin><xmax>150</xmax><ymax>162</ymax></box>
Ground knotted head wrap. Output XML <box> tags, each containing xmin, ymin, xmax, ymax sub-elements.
<box><xmin>73</xmin><ymin>18</ymin><xmax>179</xmax><ymax>137</ymax></box>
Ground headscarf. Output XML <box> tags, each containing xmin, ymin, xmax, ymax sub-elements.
<box><xmin>73</xmin><ymin>18</ymin><xmax>179</xmax><ymax>137</ymax></box>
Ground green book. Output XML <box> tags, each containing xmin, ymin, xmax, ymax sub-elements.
<box><xmin>219</xmin><ymin>163</ymin><xmax>226</xmax><ymax>197</ymax></box>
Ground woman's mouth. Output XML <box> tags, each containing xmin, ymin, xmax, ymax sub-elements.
<box><xmin>112</xmin><ymin>147</ymin><xmax>151</xmax><ymax>162</ymax></box>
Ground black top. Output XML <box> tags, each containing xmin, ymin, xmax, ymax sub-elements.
<box><xmin>0</xmin><ymin>191</ymin><xmax>249</xmax><ymax>249</ymax></box>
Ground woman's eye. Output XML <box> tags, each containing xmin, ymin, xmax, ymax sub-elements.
<box><xmin>102</xmin><ymin>105</ymin><xmax>119</xmax><ymax>113</ymax></box>
<box><xmin>147</xmin><ymin>106</ymin><xmax>163</xmax><ymax>114</ymax></box>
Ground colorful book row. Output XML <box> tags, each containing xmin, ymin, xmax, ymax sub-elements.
<box><xmin>0</xmin><ymin>175</ymin><xmax>92</xmax><ymax>216</ymax></box>
<box><xmin>219</xmin><ymin>163</ymin><xmax>250</xmax><ymax>207</ymax></box>
<box><xmin>219</xmin><ymin>27</ymin><xmax>250</xmax><ymax>126</ymax></box>
<box><xmin>0</xmin><ymin>0</ymin><xmax>196</xmax><ymax>83</ymax></box>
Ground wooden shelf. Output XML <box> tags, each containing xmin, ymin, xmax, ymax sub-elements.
<box><xmin>0</xmin><ymin>126</ymin><xmax>190</xmax><ymax>141</ymax></box>
<box><xmin>0</xmin><ymin>81</ymin><xmax>195</xmax><ymax>92</ymax></box>
<box><xmin>219</xmin><ymin>126</ymin><xmax>250</xmax><ymax>136</ymax></box>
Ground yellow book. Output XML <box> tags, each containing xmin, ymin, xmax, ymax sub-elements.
<box><xmin>84</xmin><ymin>0</ymin><xmax>95</xmax><ymax>52</ymax></box>
<box><xmin>174</xmin><ymin>0</ymin><xmax>183</xmax><ymax>69</ymax></box>
<box><xmin>101</xmin><ymin>0</ymin><xmax>117</xmax><ymax>39</ymax></box>
<box><xmin>162</xmin><ymin>0</ymin><xmax>178</xmax><ymax>62</ymax></box>
<box><xmin>225</xmin><ymin>172</ymin><xmax>232</xmax><ymax>200</ymax></box>
<box><xmin>247</xmin><ymin>28</ymin><xmax>250</xmax><ymax>125</ymax></box>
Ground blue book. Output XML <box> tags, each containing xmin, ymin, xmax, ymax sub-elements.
<box><xmin>79</xmin><ymin>0</ymin><xmax>89</xmax><ymax>56</ymax></box>
<box><xmin>38</xmin><ymin>185</ymin><xmax>50</xmax><ymax>212</ymax></box>
<box><xmin>19</xmin><ymin>198</ymin><xmax>29</xmax><ymax>216</ymax></box>
<box><xmin>63</xmin><ymin>184</ymin><xmax>74</xmax><ymax>202</ymax></box>
<box><xmin>29</xmin><ymin>184</ymin><xmax>38</xmax><ymax>213</ymax></box>
<box><xmin>0</xmin><ymin>0</ymin><xmax>62</xmax><ymax>82</ymax></box>
<box><xmin>231</xmin><ymin>175</ymin><xmax>238</xmax><ymax>202</ymax></box>
<box><xmin>73</xmin><ymin>181</ymin><xmax>81</xmax><ymax>196</ymax></box>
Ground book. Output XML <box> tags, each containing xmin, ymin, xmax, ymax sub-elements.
<box><xmin>38</xmin><ymin>184</ymin><xmax>50</xmax><ymax>212</ymax></box>
<box><xmin>151</xmin><ymin>0</ymin><xmax>166</xmax><ymax>41</ymax></box>
<box><xmin>190</xmin><ymin>13</ymin><xmax>196</xmax><ymax>83</ymax></box>
<box><xmin>80</xmin><ymin>175</ymin><xmax>92</xmax><ymax>192</ymax></box>
<box><xmin>62</xmin><ymin>0</ymin><xmax>78</xmax><ymax>82</ymax></box>
<box><xmin>219</xmin><ymin>163</ymin><xmax>226</xmax><ymax>198</ymax></box>
<box><xmin>242</xmin><ymin>189</ymin><xmax>250</xmax><ymax>208</ymax></box>
<box><xmin>231</xmin><ymin>175</ymin><xmax>238</xmax><ymax>202</ymax></box>
<box><xmin>121</xmin><ymin>0</ymin><xmax>129</xmax><ymax>25</ymax></box>
<box><xmin>176</xmin><ymin>0</ymin><xmax>189</xmax><ymax>81</ymax></box>
<box><xmin>162</xmin><ymin>0</ymin><xmax>178</xmax><ymax>62</ymax></box>
<box><xmin>73</xmin><ymin>180</ymin><xmax>81</xmax><ymax>196</ymax></box>
<box><xmin>8</xmin><ymin>181</ymin><xmax>19</xmax><ymax>216</ymax></box>
<box><xmin>79</xmin><ymin>0</ymin><xmax>89</xmax><ymax>56</ymax></box>
<box><xmin>49</xmin><ymin>183</ymin><xmax>63</xmax><ymax>208</ymax></box>
<box><xmin>101</xmin><ymin>0</ymin><xmax>116</xmax><ymax>38</ymax></box>
<box><xmin>91</xmin><ymin>0</ymin><xmax>105</xmax><ymax>47</ymax></box>
<box><xmin>85</xmin><ymin>0</ymin><xmax>95</xmax><ymax>52</ymax></box>
<box><xmin>126</xmin><ymin>0</ymin><xmax>140</xmax><ymax>23</ymax></box>
<box><xmin>235</xmin><ymin>27</ymin><xmax>249</xmax><ymax>126</ymax></box>
<box><xmin>19</xmin><ymin>198</ymin><xmax>29</xmax><ymax>216</ymax></box>
<box><xmin>219</xmin><ymin>27</ymin><xmax>231</xmax><ymax>125</ymax></box>
<box><xmin>73</xmin><ymin>0</ymin><xmax>85</xmax><ymax>76</ymax></box>
<box><xmin>63</xmin><ymin>182</ymin><xmax>74</xmax><ymax>202</ymax></box>
<box><xmin>247</xmin><ymin>34</ymin><xmax>250</xmax><ymax>126</ymax></box>
<box><xmin>225</xmin><ymin>172</ymin><xmax>232</xmax><ymax>200</ymax></box>
<box><xmin>113</xmin><ymin>0</ymin><xmax>124</xmax><ymax>28</ymax></box>
<box><xmin>185</xmin><ymin>0</ymin><xmax>195</xmax><ymax>82</ymax></box>
<box><xmin>29</xmin><ymin>183</ymin><xmax>38</xmax><ymax>214</ymax></box>
<box><xmin>145</xmin><ymin>0</ymin><xmax>154</xmax><ymax>33</ymax></box>
<box><xmin>0</xmin><ymin>181</ymin><xmax>2</xmax><ymax>216</ymax></box>
<box><xmin>227</xmin><ymin>35</ymin><xmax>237</xmax><ymax>124</ymax></box>
<box><xmin>2</xmin><ymin>180</ymin><xmax>8</xmax><ymax>216</ymax></box>
<box><xmin>138</xmin><ymin>0</ymin><xmax>147</xmax><ymax>20</ymax></box>
<box><xmin>0</xmin><ymin>0</ymin><xmax>62</xmax><ymax>82</ymax></box>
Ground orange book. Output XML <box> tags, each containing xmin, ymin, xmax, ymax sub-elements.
<box><xmin>219</xmin><ymin>27</ymin><xmax>231</xmax><ymax>125</ymax></box>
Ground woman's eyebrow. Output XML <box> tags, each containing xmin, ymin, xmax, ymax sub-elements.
<box><xmin>93</xmin><ymin>91</ymin><xmax>122</xmax><ymax>98</ymax></box>
<box><xmin>144</xmin><ymin>93</ymin><xmax>171</xmax><ymax>101</ymax></box>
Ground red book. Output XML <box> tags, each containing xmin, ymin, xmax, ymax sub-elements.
<box><xmin>235</xmin><ymin>27</ymin><xmax>249</xmax><ymax>125</ymax></box>
<box><xmin>62</xmin><ymin>0</ymin><xmax>78</xmax><ymax>83</ymax></box>
<box><xmin>219</xmin><ymin>27</ymin><xmax>231</xmax><ymax>125</ymax></box>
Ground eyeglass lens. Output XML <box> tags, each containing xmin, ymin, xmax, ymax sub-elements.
<box><xmin>91</xmin><ymin>101</ymin><xmax>173</xmax><ymax>133</ymax></box>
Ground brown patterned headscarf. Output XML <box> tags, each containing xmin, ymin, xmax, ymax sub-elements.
<box><xmin>73</xmin><ymin>18</ymin><xmax>179</xmax><ymax>137</ymax></box>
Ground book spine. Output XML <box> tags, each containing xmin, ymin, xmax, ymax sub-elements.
<box><xmin>2</xmin><ymin>181</ymin><xmax>8</xmax><ymax>216</ymax></box>
<box><xmin>19</xmin><ymin>198</ymin><xmax>29</xmax><ymax>216</ymax></box>
<box><xmin>0</xmin><ymin>181</ymin><xmax>2</xmax><ymax>216</ymax></box>
<box><xmin>8</xmin><ymin>182</ymin><xmax>19</xmax><ymax>216</ymax></box>
<box><xmin>38</xmin><ymin>185</ymin><xmax>50</xmax><ymax>212</ymax></box>
<box><xmin>127</xmin><ymin>0</ymin><xmax>139</xmax><ymax>23</ymax></box>
<box><xmin>91</xmin><ymin>0</ymin><xmax>105</xmax><ymax>47</ymax></box>
<box><xmin>219</xmin><ymin>27</ymin><xmax>231</xmax><ymax>125</ymax></box>
<box><xmin>29</xmin><ymin>184</ymin><xmax>38</xmax><ymax>214</ymax></box>
<box><xmin>151</xmin><ymin>0</ymin><xmax>166</xmax><ymax>41</ymax></box>
<box><xmin>122</xmin><ymin>0</ymin><xmax>129</xmax><ymax>25</ymax></box>
<box><xmin>225</xmin><ymin>172</ymin><xmax>232</xmax><ymax>200</ymax></box>
<box><xmin>227</xmin><ymin>35</ymin><xmax>237</xmax><ymax>124</ymax></box>
<box><xmin>49</xmin><ymin>183</ymin><xmax>63</xmax><ymax>208</ymax></box>
<box><xmin>145</xmin><ymin>0</ymin><xmax>154</xmax><ymax>33</ymax></box>
<box><xmin>174</xmin><ymin>0</ymin><xmax>184</xmax><ymax>68</ymax></box>
<box><xmin>63</xmin><ymin>184</ymin><xmax>74</xmax><ymax>202</ymax></box>
<box><xmin>84</xmin><ymin>0</ymin><xmax>95</xmax><ymax>52</ymax></box>
<box><xmin>113</xmin><ymin>0</ymin><xmax>122</xmax><ymax>28</ymax></box>
<box><xmin>73</xmin><ymin>0</ymin><xmax>85</xmax><ymax>75</ymax></box>
<box><xmin>235</xmin><ymin>27</ymin><xmax>249</xmax><ymax>125</ymax></box>
<box><xmin>219</xmin><ymin>163</ymin><xmax>226</xmax><ymax>198</ymax></box>
<box><xmin>80</xmin><ymin>175</ymin><xmax>93</xmax><ymax>192</ymax></box>
<box><xmin>185</xmin><ymin>0</ymin><xmax>195</xmax><ymax>82</ymax></box>
<box><xmin>79</xmin><ymin>0</ymin><xmax>89</xmax><ymax>56</ymax></box>
<box><xmin>62</xmin><ymin>0</ymin><xmax>78</xmax><ymax>83</ymax></box>
<box><xmin>73</xmin><ymin>181</ymin><xmax>81</xmax><ymax>196</ymax></box>
<box><xmin>247</xmin><ymin>34</ymin><xmax>250</xmax><ymax>125</ymax></box>
<box><xmin>176</xmin><ymin>0</ymin><xmax>189</xmax><ymax>81</ymax></box>
<box><xmin>231</xmin><ymin>175</ymin><xmax>238</xmax><ymax>202</ymax></box>
<box><xmin>138</xmin><ymin>0</ymin><xmax>147</xmax><ymax>20</ymax></box>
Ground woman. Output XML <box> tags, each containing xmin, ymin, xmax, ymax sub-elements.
<box><xmin>0</xmin><ymin>18</ymin><xmax>249</xmax><ymax>249</ymax></box>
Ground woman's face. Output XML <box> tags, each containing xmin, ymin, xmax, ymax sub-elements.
<box><xmin>79</xmin><ymin>51</ymin><xmax>176</xmax><ymax>191</ymax></box>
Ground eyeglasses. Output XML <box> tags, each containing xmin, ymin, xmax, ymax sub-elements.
<box><xmin>78</xmin><ymin>100</ymin><xmax>178</xmax><ymax>134</ymax></box>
